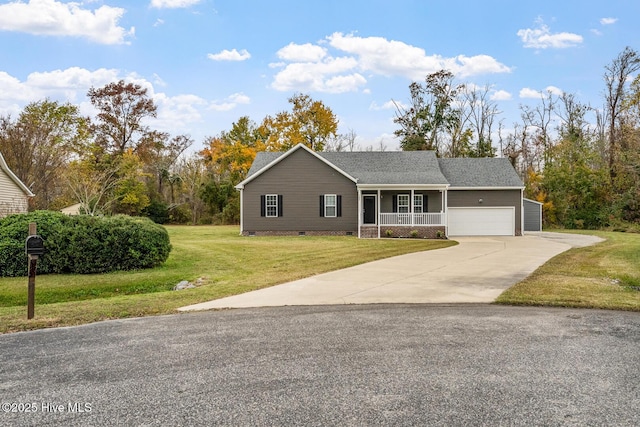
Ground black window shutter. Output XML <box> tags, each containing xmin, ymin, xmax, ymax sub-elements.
<box><xmin>337</xmin><ymin>195</ymin><xmax>342</xmax><ymax>217</ymax></box>
<box><xmin>260</xmin><ymin>195</ymin><xmax>266</xmax><ymax>217</ymax></box>
<box><xmin>319</xmin><ymin>195</ymin><xmax>325</xmax><ymax>217</ymax></box>
<box><xmin>392</xmin><ymin>195</ymin><xmax>397</xmax><ymax>213</ymax></box>
<box><xmin>277</xmin><ymin>195</ymin><xmax>283</xmax><ymax>217</ymax></box>
<box><xmin>424</xmin><ymin>195</ymin><xmax>428</xmax><ymax>211</ymax></box>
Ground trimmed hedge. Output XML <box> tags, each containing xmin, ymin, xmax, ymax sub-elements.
<box><xmin>0</xmin><ymin>211</ymin><xmax>171</xmax><ymax>277</ymax></box>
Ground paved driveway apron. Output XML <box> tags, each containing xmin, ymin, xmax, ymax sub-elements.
<box><xmin>180</xmin><ymin>232</ymin><xmax>603</xmax><ymax>311</ymax></box>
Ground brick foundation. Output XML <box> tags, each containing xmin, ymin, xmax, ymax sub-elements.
<box><xmin>243</xmin><ymin>226</ymin><xmax>448</xmax><ymax>239</ymax></box>
<box><xmin>359</xmin><ymin>227</ymin><xmax>378</xmax><ymax>238</ymax></box>
<box><xmin>360</xmin><ymin>226</ymin><xmax>446</xmax><ymax>239</ymax></box>
<box><xmin>242</xmin><ymin>230</ymin><xmax>356</xmax><ymax>237</ymax></box>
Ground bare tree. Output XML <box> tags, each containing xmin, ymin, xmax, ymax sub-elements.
<box><xmin>175</xmin><ymin>155</ymin><xmax>206</xmax><ymax>225</ymax></box>
<box><xmin>520</xmin><ymin>90</ymin><xmax>557</xmax><ymax>169</ymax></box>
<box><xmin>604</xmin><ymin>46</ymin><xmax>640</xmax><ymax>172</ymax></box>
<box><xmin>461</xmin><ymin>85</ymin><xmax>500</xmax><ymax>157</ymax></box>
<box><xmin>66</xmin><ymin>160</ymin><xmax>122</xmax><ymax>216</ymax></box>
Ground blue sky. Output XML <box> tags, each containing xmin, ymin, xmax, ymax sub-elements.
<box><xmin>0</xmin><ymin>0</ymin><xmax>637</xmax><ymax>152</ymax></box>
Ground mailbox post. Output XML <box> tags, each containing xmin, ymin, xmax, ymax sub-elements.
<box><xmin>25</xmin><ymin>222</ymin><xmax>44</xmax><ymax>320</ymax></box>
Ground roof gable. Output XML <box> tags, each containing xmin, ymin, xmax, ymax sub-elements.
<box><xmin>0</xmin><ymin>151</ymin><xmax>34</xmax><ymax>197</ymax></box>
<box><xmin>236</xmin><ymin>144</ymin><xmax>357</xmax><ymax>189</ymax></box>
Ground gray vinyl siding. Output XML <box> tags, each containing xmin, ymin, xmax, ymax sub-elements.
<box><xmin>242</xmin><ymin>148</ymin><xmax>357</xmax><ymax>232</ymax></box>
<box><xmin>447</xmin><ymin>190</ymin><xmax>522</xmax><ymax>233</ymax></box>
<box><xmin>523</xmin><ymin>199</ymin><xmax>542</xmax><ymax>231</ymax></box>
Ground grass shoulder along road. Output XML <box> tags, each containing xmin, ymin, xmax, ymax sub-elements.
<box><xmin>496</xmin><ymin>230</ymin><xmax>640</xmax><ymax>311</ymax></box>
<box><xmin>0</xmin><ymin>225</ymin><xmax>455</xmax><ymax>333</ymax></box>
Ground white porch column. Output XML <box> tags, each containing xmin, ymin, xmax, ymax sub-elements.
<box><xmin>377</xmin><ymin>189</ymin><xmax>381</xmax><ymax>239</ymax></box>
<box><xmin>443</xmin><ymin>189</ymin><xmax>448</xmax><ymax>234</ymax></box>
<box><xmin>410</xmin><ymin>189</ymin><xmax>415</xmax><ymax>226</ymax></box>
<box><xmin>357</xmin><ymin>188</ymin><xmax>362</xmax><ymax>238</ymax></box>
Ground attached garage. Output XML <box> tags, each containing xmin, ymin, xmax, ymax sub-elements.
<box><xmin>448</xmin><ymin>207</ymin><xmax>515</xmax><ymax>236</ymax></box>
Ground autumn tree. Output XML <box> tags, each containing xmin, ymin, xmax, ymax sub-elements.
<box><xmin>259</xmin><ymin>93</ymin><xmax>338</xmax><ymax>151</ymax></box>
<box><xmin>201</xmin><ymin>116</ymin><xmax>265</xmax><ymax>184</ymax></box>
<box><xmin>0</xmin><ymin>99</ymin><xmax>90</xmax><ymax>209</ymax></box>
<box><xmin>394</xmin><ymin>70</ymin><xmax>463</xmax><ymax>154</ymax></box>
<box><xmin>88</xmin><ymin>80</ymin><xmax>157</xmax><ymax>155</ymax></box>
<box><xmin>199</xmin><ymin>116</ymin><xmax>264</xmax><ymax>224</ymax></box>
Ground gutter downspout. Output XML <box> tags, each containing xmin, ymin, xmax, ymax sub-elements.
<box><xmin>238</xmin><ymin>188</ymin><xmax>244</xmax><ymax>235</ymax></box>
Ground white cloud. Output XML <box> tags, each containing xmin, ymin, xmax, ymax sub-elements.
<box><xmin>207</xmin><ymin>49</ymin><xmax>251</xmax><ymax>61</ymax></box>
<box><xmin>600</xmin><ymin>17</ymin><xmax>618</xmax><ymax>25</ymax></box>
<box><xmin>209</xmin><ymin>93</ymin><xmax>251</xmax><ymax>111</ymax></box>
<box><xmin>520</xmin><ymin>88</ymin><xmax>542</xmax><ymax>98</ymax></box>
<box><xmin>0</xmin><ymin>67</ymin><xmax>211</xmax><ymax>136</ymax></box>
<box><xmin>153</xmin><ymin>73</ymin><xmax>167</xmax><ymax>87</ymax></box>
<box><xmin>517</xmin><ymin>20</ymin><xmax>583</xmax><ymax>49</ymax></box>
<box><xmin>270</xmin><ymin>32</ymin><xmax>511</xmax><ymax>93</ymax></box>
<box><xmin>490</xmin><ymin>90</ymin><xmax>512</xmax><ymax>101</ymax></box>
<box><xmin>271</xmin><ymin>57</ymin><xmax>366</xmax><ymax>93</ymax></box>
<box><xmin>0</xmin><ymin>0</ymin><xmax>134</xmax><ymax>45</ymax></box>
<box><xmin>150</xmin><ymin>0</ymin><xmax>202</xmax><ymax>8</ymax></box>
<box><xmin>153</xmin><ymin>93</ymin><xmax>206</xmax><ymax>130</ymax></box>
<box><xmin>277</xmin><ymin>43</ymin><xmax>327</xmax><ymax>62</ymax></box>
<box><xmin>369</xmin><ymin>100</ymin><xmax>401</xmax><ymax>111</ymax></box>
<box><xmin>545</xmin><ymin>85</ymin><xmax>563</xmax><ymax>95</ymax></box>
<box><xmin>228</xmin><ymin>93</ymin><xmax>250</xmax><ymax>104</ymax></box>
<box><xmin>590</xmin><ymin>29</ymin><xmax>603</xmax><ymax>36</ymax></box>
<box><xmin>519</xmin><ymin>86</ymin><xmax>563</xmax><ymax>99</ymax></box>
<box><xmin>327</xmin><ymin>33</ymin><xmax>511</xmax><ymax>79</ymax></box>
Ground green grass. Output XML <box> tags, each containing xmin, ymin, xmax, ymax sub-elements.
<box><xmin>496</xmin><ymin>230</ymin><xmax>640</xmax><ymax>311</ymax></box>
<box><xmin>0</xmin><ymin>225</ymin><xmax>455</xmax><ymax>333</ymax></box>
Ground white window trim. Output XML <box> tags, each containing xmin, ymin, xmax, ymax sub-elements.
<box><xmin>397</xmin><ymin>194</ymin><xmax>410</xmax><ymax>213</ymax></box>
<box><xmin>414</xmin><ymin>194</ymin><xmax>423</xmax><ymax>213</ymax></box>
<box><xmin>324</xmin><ymin>194</ymin><xmax>337</xmax><ymax>218</ymax></box>
<box><xmin>265</xmin><ymin>194</ymin><xmax>278</xmax><ymax>217</ymax></box>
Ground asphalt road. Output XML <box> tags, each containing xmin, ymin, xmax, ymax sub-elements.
<box><xmin>1</xmin><ymin>304</ymin><xmax>639</xmax><ymax>426</ymax></box>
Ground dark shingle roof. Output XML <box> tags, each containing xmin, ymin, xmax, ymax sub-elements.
<box><xmin>438</xmin><ymin>158</ymin><xmax>523</xmax><ymax>187</ymax></box>
<box><xmin>246</xmin><ymin>147</ymin><xmax>523</xmax><ymax>188</ymax></box>
<box><xmin>321</xmin><ymin>151</ymin><xmax>448</xmax><ymax>185</ymax></box>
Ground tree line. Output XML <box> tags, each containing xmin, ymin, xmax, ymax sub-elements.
<box><xmin>0</xmin><ymin>85</ymin><xmax>343</xmax><ymax>224</ymax></box>
<box><xmin>393</xmin><ymin>47</ymin><xmax>640</xmax><ymax>230</ymax></box>
<box><xmin>1</xmin><ymin>47</ymin><xmax>638</xmax><ymax>229</ymax></box>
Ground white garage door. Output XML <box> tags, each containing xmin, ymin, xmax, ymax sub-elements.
<box><xmin>448</xmin><ymin>207</ymin><xmax>515</xmax><ymax>236</ymax></box>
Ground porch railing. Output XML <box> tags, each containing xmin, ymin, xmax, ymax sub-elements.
<box><xmin>379</xmin><ymin>212</ymin><xmax>445</xmax><ymax>226</ymax></box>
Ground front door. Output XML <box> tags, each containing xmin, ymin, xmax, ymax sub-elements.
<box><xmin>363</xmin><ymin>195</ymin><xmax>376</xmax><ymax>224</ymax></box>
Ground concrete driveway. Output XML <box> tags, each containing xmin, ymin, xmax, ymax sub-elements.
<box><xmin>179</xmin><ymin>232</ymin><xmax>603</xmax><ymax>311</ymax></box>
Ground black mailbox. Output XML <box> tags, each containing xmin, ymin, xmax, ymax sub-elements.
<box><xmin>25</xmin><ymin>235</ymin><xmax>45</xmax><ymax>256</ymax></box>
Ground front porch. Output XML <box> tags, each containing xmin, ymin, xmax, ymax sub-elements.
<box><xmin>357</xmin><ymin>187</ymin><xmax>448</xmax><ymax>239</ymax></box>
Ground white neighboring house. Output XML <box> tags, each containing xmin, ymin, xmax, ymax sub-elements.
<box><xmin>0</xmin><ymin>151</ymin><xmax>34</xmax><ymax>218</ymax></box>
<box><xmin>61</xmin><ymin>203</ymin><xmax>82</xmax><ymax>215</ymax></box>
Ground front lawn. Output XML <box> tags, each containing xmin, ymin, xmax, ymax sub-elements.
<box><xmin>496</xmin><ymin>230</ymin><xmax>640</xmax><ymax>311</ymax></box>
<box><xmin>0</xmin><ymin>225</ymin><xmax>455</xmax><ymax>333</ymax></box>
